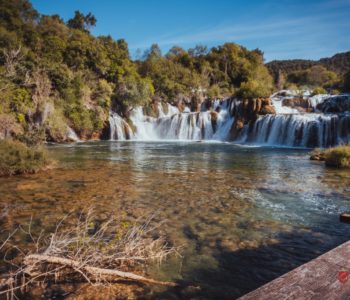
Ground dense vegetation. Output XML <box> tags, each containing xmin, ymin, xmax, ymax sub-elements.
<box><xmin>0</xmin><ymin>139</ymin><xmax>49</xmax><ymax>176</ymax></box>
<box><xmin>0</xmin><ymin>0</ymin><xmax>274</xmax><ymax>142</ymax></box>
<box><xmin>310</xmin><ymin>145</ymin><xmax>350</xmax><ymax>168</ymax></box>
<box><xmin>325</xmin><ymin>146</ymin><xmax>350</xmax><ymax>168</ymax></box>
<box><xmin>267</xmin><ymin>52</ymin><xmax>350</xmax><ymax>92</ymax></box>
<box><xmin>0</xmin><ymin>0</ymin><xmax>349</xmax><ymax>144</ymax></box>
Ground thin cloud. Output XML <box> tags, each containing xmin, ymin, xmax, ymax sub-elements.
<box><xmin>130</xmin><ymin>4</ymin><xmax>350</xmax><ymax>60</ymax></box>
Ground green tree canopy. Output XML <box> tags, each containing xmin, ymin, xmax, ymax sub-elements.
<box><xmin>67</xmin><ymin>11</ymin><xmax>96</xmax><ymax>32</ymax></box>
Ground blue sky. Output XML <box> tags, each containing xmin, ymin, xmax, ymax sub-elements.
<box><xmin>31</xmin><ymin>0</ymin><xmax>350</xmax><ymax>62</ymax></box>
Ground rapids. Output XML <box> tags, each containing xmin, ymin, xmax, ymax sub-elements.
<box><xmin>109</xmin><ymin>92</ymin><xmax>350</xmax><ymax>148</ymax></box>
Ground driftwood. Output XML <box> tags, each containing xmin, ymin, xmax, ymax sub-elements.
<box><xmin>0</xmin><ymin>208</ymin><xmax>181</xmax><ymax>299</ymax></box>
<box><xmin>24</xmin><ymin>254</ymin><xmax>178</xmax><ymax>287</ymax></box>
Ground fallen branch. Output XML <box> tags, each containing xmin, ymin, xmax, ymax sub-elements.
<box><xmin>24</xmin><ymin>254</ymin><xmax>178</xmax><ymax>287</ymax></box>
<box><xmin>0</xmin><ymin>208</ymin><xmax>181</xmax><ymax>298</ymax></box>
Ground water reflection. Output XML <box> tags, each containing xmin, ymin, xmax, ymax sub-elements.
<box><xmin>0</xmin><ymin>141</ymin><xmax>350</xmax><ymax>299</ymax></box>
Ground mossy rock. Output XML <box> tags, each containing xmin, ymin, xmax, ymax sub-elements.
<box><xmin>161</xmin><ymin>102</ymin><xmax>169</xmax><ymax>115</ymax></box>
<box><xmin>143</xmin><ymin>105</ymin><xmax>157</xmax><ymax>118</ymax></box>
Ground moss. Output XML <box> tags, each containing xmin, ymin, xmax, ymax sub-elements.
<box><xmin>125</xmin><ymin>118</ymin><xmax>136</xmax><ymax>133</ymax></box>
<box><xmin>325</xmin><ymin>145</ymin><xmax>350</xmax><ymax>168</ymax></box>
<box><xmin>142</xmin><ymin>105</ymin><xmax>157</xmax><ymax>118</ymax></box>
<box><xmin>161</xmin><ymin>101</ymin><xmax>169</xmax><ymax>115</ymax></box>
<box><xmin>16</xmin><ymin>113</ymin><xmax>26</xmax><ymax>124</ymax></box>
<box><xmin>311</xmin><ymin>87</ymin><xmax>327</xmax><ymax>96</ymax></box>
<box><xmin>0</xmin><ymin>140</ymin><xmax>50</xmax><ymax>176</ymax></box>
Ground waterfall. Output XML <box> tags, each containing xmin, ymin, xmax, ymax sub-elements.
<box><xmin>109</xmin><ymin>113</ymin><xmax>134</xmax><ymax>140</ymax></box>
<box><xmin>237</xmin><ymin>113</ymin><xmax>350</xmax><ymax>148</ymax></box>
<box><xmin>109</xmin><ymin>100</ymin><xmax>234</xmax><ymax>141</ymax></box>
<box><xmin>109</xmin><ymin>92</ymin><xmax>350</xmax><ymax>148</ymax></box>
<box><xmin>154</xmin><ymin>112</ymin><xmax>214</xmax><ymax>140</ymax></box>
<box><xmin>66</xmin><ymin>127</ymin><xmax>80</xmax><ymax>142</ymax></box>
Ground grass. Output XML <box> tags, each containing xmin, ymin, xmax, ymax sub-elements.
<box><xmin>0</xmin><ymin>208</ymin><xmax>178</xmax><ymax>298</ymax></box>
<box><xmin>0</xmin><ymin>139</ymin><xmax>50</xmax><ymax>176</ymax></box>
<box><xmin>310</xmin><ymin>145</ymin><xmax>350</xmax><ymax>168</ymax></box>
<box><xmin>325</xmin><ymin>145</ymin><xmax>350</xmax><ymax>168</ymax></box>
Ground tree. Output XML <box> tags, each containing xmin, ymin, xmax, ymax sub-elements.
<box><xmin>188</xmin><ymin>45</ymin><xmax>208</xmax><ymax>57</ymax></box>
<box><xmin>115</xmin><ymin>74</ymin><xmax>154</xmax><ymax>114</ymax></box>
<box><xmin>143</xmin><ymin>44</ymin><xmax>162</xmax><ymax>61</ymax></box>
<box><xmin>276</xmin><ymin>70</ymin><xmax>286</xmax><ymax>90</ymax></box>
<box><xmin>0</xmin><ymin>0</ymin><xmax>39</xmax><ymax>31</ymax></box>
<box><xmin>288</xmin><ymin>65</ymin><xmax>339</xmax><ymax>89</ymax></box>
<box><xmin>67</xmin><ymin>11</ymin><xmax>96</xmax><ymax>32</ymax></box>
<box><xmin>1</xmin><ymin>46</ymin><xmax>24</xmax><ymax>77</ymax></box>
<box><xmin>343</xmin><ymin>71</ymin><xmax>350</xmax><ymax>92</ymax></box>
<box><xmin>166</xmin><ymin>46</ymin><xmax>186</xmax><ymax>60</ymax></box>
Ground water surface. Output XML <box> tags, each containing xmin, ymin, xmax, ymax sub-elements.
<box><xmin>1</xmin><ymin>141</ymin><xmax>350</xmax><ymax>299</ymax></box>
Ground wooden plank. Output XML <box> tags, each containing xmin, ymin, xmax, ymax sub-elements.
<box><xmin>239</xmin><ymin>241</ymin><xmax>350</xmax><ymax>300</ymax></box>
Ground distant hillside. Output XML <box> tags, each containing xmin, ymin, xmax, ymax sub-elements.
<box><xmin>267</xmin><ymin>51</ymin><xmax>350</xmax><ymax>81</ymax></box>
<box><xmin>319</xmin><ymin>52</ymin><xmax>350</xmax><ymax>74</ymax></box>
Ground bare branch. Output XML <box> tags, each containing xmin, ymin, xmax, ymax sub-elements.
<box><xmin>0</xmin><ymin>207</ymin><xmax>181</xmax><ymax>297</ymax></box>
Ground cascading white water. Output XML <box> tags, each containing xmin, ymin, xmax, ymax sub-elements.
<box><xmin>237</xmin><ymin>113</ymin><xmax>350</xmax><ymax>148</ymax></box>
<box><xmin>109</xmin><ymin>91</ymin><xmax>350</xmax><ymax>148</ymax></box>
<box><xmin>154</xmin><ymin>112</ymin><xmax>213</xmax><ymax>140</ymax></box>
<box><xmin>121</xmin><ymin>101</ymin><xmax>233</xmax><ymax>141</ymax></box>
<box><xmin>109</xmin><ymin>113</ymin><xmax>134</xmax><ymax>140</ymax></box>
<box><xmin>66</xmin><ymin>126</ymin><xmax>80</xmax><ymax>142</ymax></box>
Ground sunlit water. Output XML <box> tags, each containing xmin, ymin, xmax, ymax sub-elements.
<box><xmin>1</xmin><ymin>141</ymin><xmax>350</xmax><ymax>299</ymax></box>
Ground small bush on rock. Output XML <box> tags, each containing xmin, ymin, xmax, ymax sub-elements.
<box><xmin>325</xmin><ymin>145</ymin><xmax>350</xmax><ymax>168</ymax></box>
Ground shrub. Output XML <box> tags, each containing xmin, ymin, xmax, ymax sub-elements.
<box><xmin>0</xmin><ymin>140</ymin><xmax>49</xmax><ymax>176</ymax></box>
<box><xmin>311</xmin><ymin>86</ymin><xmax>327</xmax><ymax>96</ymax></box>
<box><xmin>67</xmin><ymin>107</ymin><xmax>94</xmax><ymax>134</ymax></box>
<box><xmin>18</xmin><ymin>126</ymin><xmax>46</xmax><ymax>146</ymax></box>
<box><xmin>325</xmin><ymin>145</ymin><xmax>350</xmax><ymax>168</ymax></box>
<box><xmin>235</xmin><ymin>80</ymin><xmax>271</xmax><ymax>99</ymax></box>
<box><xmin>0</xmin><ymin>114</ymin><xmax>23</xmax><ymax>138</ymax></box>
<box><xmin>207</xmin><ymin>84</ymin><xmax>221</xmax><ymax>99</ymax></box>
<box><xmin>46</xmin><ymin>108</ymin><xmax>69</xmax><ymax>142</ymax></box>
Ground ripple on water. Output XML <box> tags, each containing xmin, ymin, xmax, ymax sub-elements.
<box><xmin>0</xmin><ymin>141</ymin><xmax>350</xmax><ymax>299</ymax></box>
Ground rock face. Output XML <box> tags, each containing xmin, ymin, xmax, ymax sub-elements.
<box><xmin>282</xmin><ymin>97</ymin><xmax>313</xmax><ymax>112</ymax></box>
<box><xmin>210</xmin><ymin>111</ymin><xmax>218</xmax><ymax>132</ymax></box>
<box><xmin>173</xmin><ymin>94</ymin><xmax>190</xmax><ymax>112</ymax></box>
<box><xmin>316</xmin><ymin>95</ymin><xmax>350</xmax><ymax>113</ymax></box>
<box><xmin>229</xmin><ymin>98</ymin><xmax>276</xmax><ymax>138</ymax></box>
<box><xmin>190</xmin><ymin>94</ymin><xmax>205</xmax><ymax>112</ymax></box>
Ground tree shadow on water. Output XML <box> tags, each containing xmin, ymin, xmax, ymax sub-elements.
<box><xmin>147</xmin><ymin>224</ymin><xmax>350</xmax><ymax>300</ymax></box>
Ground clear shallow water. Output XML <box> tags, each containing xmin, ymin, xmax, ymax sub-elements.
<box><xmin>1</xmin><ymin>141</ymin><xmax>350</xmax><ymax>299</ymax></box>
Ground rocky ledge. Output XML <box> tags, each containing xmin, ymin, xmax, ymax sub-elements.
<box><xmin>229</xmin><ymin>98</ymin><xmax>276</xmax><ymax>138</ymax></box>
